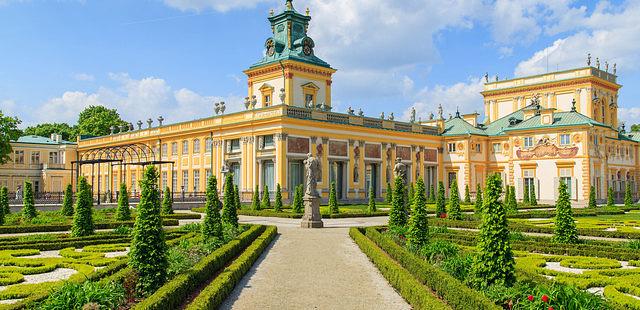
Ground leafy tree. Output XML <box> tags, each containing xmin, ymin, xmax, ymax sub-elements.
<box><xmin>202</xmin><ymin>175</ymin><xmax>222</xmax><ymax>239</ymax></box>
<box><xmin>61</xmin><ymin>184</ymin><xmax>74</xmax><ymax>216</ymax></box>
<box><xmin>554</xmin><ymin>181</ymin><xmax>579</xmax><ymax>244</ymax></box>
<box><xmin>607</xmin><ymin>187</ymin><xmax>615</xmax><ymax>208</ymax></box>
<box><xmin>24</xmin><ymin>123</ymin><xmax>76</xmax><ymax>141</ymax></box>
<box><xmin>529</xmin><ymin>182</ymin><xmax>538</xmax><ymax>206</ymax></box>
<box><xmin>407</xmin><ymin>177</ymin><xmax>428</xmax><ymax>249</ymax></box>
<box><xmin>368</xmin><ymin>185</ymin><xmax>376</xmax><ymax>214</ymax></box>
<box><xmin>435</xmin><ymin>181</ymin><xmax>446</xmax><ymax>218</ymax></box>
<box><xmin>631</xmin><ymin>124</ymin><xmax>640</xmax><ymax>132</ymax></box>
<box><xmin>71</xmin><ymin>177</ymin><xmax>94</xmax><ymax>237</ymax></box>
<box><xmin>588</xmin><ymin>186</ymin><xmax>597</xmax><ymax>208</ymax></box>
<box><xmin>0</xmin><ymin>187</ymin><xmax>8</xmax><ymax>216</ymax></box>
<box><xmin>129</xmin><ymin>166</ymin><xmax>167</xmax><ymax>295</ymax></box>
<box><xmin>429</xmin><ymin>184</ymin><xmax>435</xmax><ymax>203</ymax></box>
<box><xmin>385</xmin><ymin>182</ymin><xmax>393</xmax><ymax>204</ymax></box>
<box><xmin>0</xmin><ymin>111</ymin><xmax>22</xmax><ymax>164</ymax></box>
<box><xmin>274</xmin><ymin>184</ymin><xmax>283</xmax><ymax>212</ymax></box>
<box><xmin>22</xmin><ymin>181</ymin><xmax>36</xmax><ymax>220</ymax></box>
<box><xmin>472</xmin><ymin>174</ymin><xmax>515</xmax><ymax>288</ymax></box>
<box><xmin>329</xmin><ymin>182</ymin><xmax>339</xmax><ymax>214</ymax></box>
<box><xmin>625</xmin><ymin>182</ymin><xmax>634</xmax><ymax>208</ymax></box>
<box><xmin>448</xmin><ymin>179</ymin><xmax>462</xmax><ymax>220</ymax></box>
<box><xmin>464</xmin><ymin>184</ymin><xmax>471</xmax><ymax>204</ymax></box>
<box><xmin>221</xmin><ymin>175</ymin><xmax>238</xmax><ymax>228</ymax></box>
<box><xmin>251</xmin><ymin>185</ymin><xmax>260</xmax><ymax>210</ymax></box>
<box><xmin>389</xmin><ymin>177</ymin><xmax>407</xmax><ymax>227</ymax></box>
<box><xmin>261</xmin><ymin>184</ymin><xmax>271</xmax><ymax>209</ymax></box>
<box><xmin>292</xmin><ymin>185</ymin><xmax>303</xmax><ymax>213</ymax></box>
<box><xmin>523</xmin><ymin>184</ymin><xmax>530</xmax><ymax>204</ymax></box>
<box><xmin>116</xmin><ymin>183</ymin><xmax>131</xmax><ymax>221</ymax></box>
<box><xmin>161</xmin><ymin>187</ymin><xmax>173</xmax><ymax>215</ymax></box>
<box><xmin>77</xmin><ymin>106</ymin><xmax>127</xmax><ymax>137</ymax></box>
<box><xmin>474</xmin><ymin>184</ymin><xmax>483</xmax><ymax>214</ymax></box>
<box><xmin>234</xmin><ymin>184</ymin><xmax>241</xmax><ymax>211</ymax></box>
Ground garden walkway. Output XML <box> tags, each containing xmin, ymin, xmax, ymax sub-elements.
<box><xmin>220</xmin><ymin>216</ymin><xmax>410</xmax><ymax>310</ymax></box>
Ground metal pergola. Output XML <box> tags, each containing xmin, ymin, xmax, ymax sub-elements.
<box><xmin>71</xmin><ymin>143</ymin><xmax>174</xmax><ymax>205</ymax></box>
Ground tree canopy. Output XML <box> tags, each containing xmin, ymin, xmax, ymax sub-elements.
<box><xmin>24</xmin><ymin>123</ymin><xmax>76</xmax><ymax>141</ymax></box>
<box><xmin>77</xmin><ymin>105</ymin><xmax>127</xmax><ymax>136</ymax></box>
<box><xmin>0</xmin><ymin>111</ymin><xmax>22</xmax><ymax>164</ymax></box>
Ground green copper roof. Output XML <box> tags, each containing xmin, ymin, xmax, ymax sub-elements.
<box><xmin>15</xmin><ymin>135</ymin><xmax>75</xmax><ymax>145</ymax></box>
<box><xmin>442</xmin><ymin>116</ymin><xmax>487</xmax><ymax>136</ymax></box>
<box><xmin>250</xmin><ymin>0</ymin><xmax>331</xmax><ymax>69</ymax></box>
<box><xmin>500</xmin><ymin>111</ymin><xmax>610</xmax><ymax>132</ymax></box>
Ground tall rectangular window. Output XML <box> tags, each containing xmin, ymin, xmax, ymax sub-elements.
<box><xmin>474</xmin><ymin>143</ymin><xmax>481</xmax><ymax>153</ymax></box>
<box><xmin>230</xmin><ymin>139</ymin><xmax>241</xmax><ymax>153</ymax></box>
<box><xmin>113</xmin><ymin>175</ymin><xmax>118</xmax><ymax>192</ymax></box>
<box><xmin>182</xmin><ymin>171</ymin><xmax>189</xmax><ymax>191</ymax></box>
<box><xmin>524</xmin><ymin>137</ymin><xmax>534</xmax><ymax>148</ymax></box>
<box><xmin>447</xmin><ymin>143</ymin><xmax>456</xmax><ymax>153</ymax></box>
<box><xmin>171</xmin><ymin>142</ymin><xmax>178</xmax><ymax>156</ymax></box>
<box><xmin>193</xmin><ymin>170</ymin><xmax>200</xmax><ymax>192</ymax></box>
<box><xmin>14</xmin><ymin>151</ymin><xmax>24</xmax><ymax>164</ymax></box>
<box><xmin>492</xmin><ymin>143</ymin><xmax>502</xmax><ymax>153</ymax></box>
<box><xmin>161</xmin><ymin>171</ymin><xmax>168</xmax><ymax>189</ymax></box>
<box><xmin>205</xmin><ymin>138</ymin><xmax>213</xmax><ymax>152</ymax></box>
<box><xmin>523</xmin><ymin>169</ymin><xmax>535</xmax><ymax>197</ymax></box>
<box><xmin>161</xmin><ymin>143</ymin><xmax>168</xmax><ymax>157</ymax></box>
<box><xmin>560</xmin><ymin>134</ymin><xmax>571</xmax><ymax>146</ymax></box>
<box><xmin>49</xmin><ymin>152</ymin><xmax>59</xmax><ymax>164</ymax></box>
<box><xmin>262</xmin><ymin>135</ymin><xmax>274</xmax><ymax>149</ymax></box>
<box><xmin>131</xmin><ymin>173</ymin><xmax>137</xmax><ymax>193</ymax></box>
<box><xmin>193</xmin><ymin>139</ymin><xmax>200</xmax><ymax>153</ymax></box>
<box><xmin>182</xmin><ymin>141</ymin><xmax>189</xmax><ymax>155</ymax></box>
<box><xmin>448</xmin><ymin>172</ymin><xmax>457</xmax><ymax>189</ymax></box>
<box><xmin>30</xmin><ymin>151</ymin><xmax>40</xmax><ymax>164</ymax></box>
<box><xmin>205</xmin><ymin>169</ymin><xmax>212</xmax><ymax>182</ymax></box>
<box><xmin>172</xmin><ymin>170</ymin><xmax>177</xmax><ymax>191</ymax></box>
<box><xmin>560</xmin><ymin>168</ymin><xmax>572</xmax><ymax>197</ymax></box>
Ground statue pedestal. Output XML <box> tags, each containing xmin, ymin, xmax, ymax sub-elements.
<box><xmin>301</xmin><ymin>195</ymin><xmax>323</xmax><ymax>228</ymax></box>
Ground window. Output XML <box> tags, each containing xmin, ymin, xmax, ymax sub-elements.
<box><xmin>262</xmin><ymin>135</ymin><xmax>274</xmax><ymax>149</ymax></box>
<box><xmin>193</xmin><ymin>139</ymin><xmax>200</xmax><ymax>153</ymax></box>
<box><xmin>49</xmin><ymin>152</ymin><xmax>59</xmax><ymax>164</ymax></box>
<box><xmin>264</xmin><ymin>94</ymin><xmax>271</xmax><ymax>107</ymax></box>
<box><xmin>182</xmin><ymin>171</ymin><xmax>189</xmax><ymax>191</ymax></box>
<box><xmin>172</xmin><ymin>170</ymin><xmax>177</xmax><ymax>191</ymax></box>
<box><xmin>131</xmin><ymin>174</ymin><xmax>137</xmax><ymax>192</ymax></box>
<box><xmin>113</xmin><ymin>175</ymin><xmax>118</xmax><ymax>192</ymax></box>
<box><xmin>14</xmin><ymin>151</ymin><xmax>24</xmax><ymax>164</ymax></box>
<box><xmin>474</xmin><ymin>143</ymin><xmax>481</xmax><ymax>153</ymax></box>
<box><xmin>161</xmin><ymin>171</ymin><xmax>168</xmax><ymax>189</ymax></box>
<box><xmin>492</xmin><ymin>143</ymin><xmax>502</xmax><ymax>153</ymax></box>
<box><xmin>448</xmin><ymin>172</ymin><xmax>457</xmax><ymax>189</ymax></box>
<box><xmin>559</xmin><ymin>168</ymin><xmax>572</xmax><ymax>197</ymax></box>
<box><xmin>230</xmin><ymin>163</ymin><xmax>241</xmax><ymax>187</ymax></box>
<box><xmin>161</xmin><ymin>143</ymin><xmax>168</xmax><ymax>157</ymax></box>
<box><xmin>523</xmin><ymin>169</ymin><xmax>535</xmax><ymax>198</ymax></box>
<box><xmin>560</xmin><ymin>134</ymin><xmax>571</xmax><ymax>146</ymax></box>
<box><xmin>305</xmin><ymin>94</ymin><xmax>314</xmax><ymax>106</ymax></box>
<box><xmin>523</xmin><ymin>137</ymin><xmax>534</xmax><ymax>148</ymax></box>
<box><xmin>205</xmin><ymin>169</ymin><xmax>212</xmax><ymax>182</ymax></box>
<box><xmin>593</xmin><ymin>135</ymin><xmax>599</xmax><ymax>146</ymax></box>
<box><xmin>30</xmin><ymin>151</ymin><xmax>40</xmax><ymax>164</ymax></box>
<box><xmin>262</xmin><ymin>160</ymin><xmax>275</xmax><ymax>195</ymax></box>
<box><xmin>205</xmin><ymin>138</ymin><xmax>213</xmax><ymax>152</ymax></box>
<box><xmin>193</xmin><ymin>170</ymin><xmax>200</xmax><ymax>192</ymax></box>
<box><xmin>182</xmin><ymin>141</ymin><xmax>189</xmax><ymax>155</ymax></box>
<box><xmin>171</xmin><ymin>142</ymin><xmax>178</xmax><ymax>156</ymax></box>
<box><xmin>229</xmin><ymin>139</ymin><xmax>241</xmax><ymax>153</ymax></box>
<box><xmin>447</xmin><ymin>143</ymin><xmax>456</xmax><ymax>153</ymax></box>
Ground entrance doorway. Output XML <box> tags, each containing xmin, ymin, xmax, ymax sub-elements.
<box><xmin>288</xmin><ymin>160</ymin><xmax>304</xmax><ymax>193</ymax></box>
<box><xmin>330</xmin><ymin>161</ymin><xmax>346</xmax><ymax>199</ymax></box>
<box><xmin>365</xmin><ymin>163</ymin><xmax>379</xmax><ymax>198</ymax></box>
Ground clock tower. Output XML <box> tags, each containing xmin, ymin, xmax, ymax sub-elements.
<box><xmin>244</xmin><ymin>0</ymin><xmax>336</xmax><ymax>108</ymax></box>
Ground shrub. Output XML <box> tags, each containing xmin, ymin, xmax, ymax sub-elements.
<box><xmin>274</xmin><ymin>184</ymin><xmax>283</xmax><ymax>212</ymax></box>
<box><xmin>221</xmin><ymin>174</ymin><xmax>238</xmax><ymax>228</ymax></box>
<box><xmin>389</xmin><ymin>176</ymin><xmax>407</xmax><ymax>228</ymax></box>
<box><xmin>625</xmin><ymin>182</ymin><xmax>634</xmax><ymax>209</ymax></box>
<box><xmin>129</xmin><ymin>166</ymin><xmax>168</xmax><ymax>296</ymax></box>
<box><xmin>61</xmin><ymin>184</ymin><xmax>74</xmax><ymax>216</ymax></box>
<box><xmin>407</xmin><ymin>177</ymin><xmax>428</xmax><ymax>249</ymax></box>
<box><xmin>234</xmin><ymin>184</ymin><xmax>241</xmax><ymax>211</ymax></box>
<box><xmin>292</xmin><ymin>184</ymin><xmax>303</xmax><ymax>213</ymax></box>
<box><xmin>589</xmin><ymin>186</ymin><xmax>597</xmax><ymax>208</ymax></box>
<box><xmin>508</xmin><ymin>186</ymin><xmax>517</xmax><ymax>212</ymax></box>
<box><xmin>260</xmin><ymin>185</ymin><xmax>270</xmax><ymax>210</ymax></box>
<box><xmin>553</xmin><ymin>180</ymin><xmax>578</xmax><ymax>244</ymax></box>
<box><xmin>448</xmin><ymin>179</ymin><xmax>461</xmax><ymax>220</ymax></box>
<box><xmin>629</xmin><ymin>240</ymin><xmax>640</xmax><ymax>250</ymax></box>
<box><xmin>250</xmin><ymin>184</ymin><xmax>260</xmax><ymax>210</ymax></box>
<box><xmin>408</xmin><ymin>183</ymin><xmax>414</xmax><ymax>207</ymax></box>
<box><xmin>116</xmin><ymin>183</ymin><xmax>131</xmax><ymax>221</ymax></box>
<box><xmin>22</xmin><ymin>180</ymin><xmax>36</xmax><ymax>220</ymax></box>
<box><xmin>40</xmin><ymin>281</ymin><xmax>125</xmax><ymax>310</ymax></box>
<box><xmin>429</xmin><ymin>184</ymin><xmax>435</xmax><ymax>203</ymax></box>
<box><xmin>421</xmin><ymin>239</ymin><xmax>459</xmax><ymax>264</ymax></box>
<box><xmin>0</xmin><ymin>188</ymin><xmax>6</xmax><ymax>225</ymax></box>
<box><xmin>368</xmin><ymin>185</ymin><xmax>377</xmax><ymax>214</ymax></box>
<box><xmin>523</xmin><ymin>184</ymin><xmax>530</xmax><ymax>204</ymax></box>
<box><xmin>435</xmin><ymin>181</ymin><xmax>446</xmax><ymax>218</ymax></box>
<box><xmin>607</xmin><ymin>187</ymin><xmax>615</xmax><ymax>208</ymax></box>
<box><xmin>385</xmin><ymin>182</ymin><xmax>393</xmax><ymax>204</ymax></box>
<box><xmin>441</xmin><ymin>253</ymin><xmax>473</xmax><ymax>281</ymax></box>
<box><xmin>504</xmin><ymin>186</ymin><xmax>515</xmax><ymax>213</ymax></box>
<box><xmin>529</xmin><ymin>183</ymin><xmax>537</xmax><ymax>206</ymax></box>
<box><xmin>203</xmin><ymin>175</ymin><xmax>223</xmax><ymax>239</ymax></box>
<box><xmin>472</xmin><ymin>173</ymin><xmax>515</xmax><ymax>289</ymax></box>
<box><xmin>71</xmin><ymin>177</ymin><xmax>94</xmax><ymax>237</ymax></box>
<box><xmin>329</xmin><ymin>182</ymin><xmax>339</xmax><ymax>214</ymax></box>
<box><xmin>474</xmin><ymin>184</ymin><xmax>483</xmax><ymax>214</ymax></box>
<box><xmin>464</xmin><ymin>184</ymin><xmax>471</xmax><ymax>204</ymax></box>
<box><xmin>161</xmin><ymin>187</ymin><xmax>173</xmax><ymax>215</ymax></box>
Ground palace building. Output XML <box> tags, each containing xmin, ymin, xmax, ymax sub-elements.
<box><xmin>70</xmin><ymin>0</ymin><xmax>638</xmax><ymax>205</ymax></box>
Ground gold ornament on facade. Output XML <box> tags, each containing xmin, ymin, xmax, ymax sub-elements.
<box><xmin>572</xmin><ymin>133</ymin><xmax>582</xmax><ymax>143</ymax></box>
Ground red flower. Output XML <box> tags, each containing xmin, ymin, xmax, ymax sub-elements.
<box><xmin>440</xmin><ymin>213</ymin><xmax>447</xmax><ymax>218</ymax></box>
<box><xmin>548</xmin><ymin>307</ymin><xmax>554</xmax><ymax>310</ymax></box>
<box><xmin>527</xmin><ymin>295</ymin><xmax>534</xmax><ymax>301</ymax></box>
<box><xmin>542</xmin><ymin>295</ymin><xmax>549</xmax><ymax>303</ymax></box>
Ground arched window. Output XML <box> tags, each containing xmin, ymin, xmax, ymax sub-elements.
<box><xmin>193</xmin><ymin>139</ymin><xmax>200</xmax><ymax>153</ymax></box>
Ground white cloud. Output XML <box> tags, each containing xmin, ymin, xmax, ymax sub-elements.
<box><xmin>619</xmin><ymin>107</ymin><xmax>640</xmax><ymax>127</ymax></box>
<box><xmin>401</xmin><ymin>77</ymin><xmax>484</xmax><ymax>122</ymax></box>
<box><xmin>163</xmin><ymin>0</ymin><xmax>273</xmax><ymax>12</ymax></box>
<box><xmin>72</xmin><ymin>73</ymin><xmax>95</xmax><ymax>81</ymax></box>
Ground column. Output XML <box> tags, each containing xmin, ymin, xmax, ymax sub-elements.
<box><xmin>275</xmin><ymin>133</ymin><xmax>288</xmax><ymax>198</ymax></box>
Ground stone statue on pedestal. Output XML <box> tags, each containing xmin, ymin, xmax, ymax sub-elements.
<box><xmin>393</xmin><ymin>157</ymin><xmax>406</xmax><ymax>182</ymax></box>
<box><xmin>301</xmin><ymin>153</ymin><xmax>323</xmax><ymax>228</ymax></box>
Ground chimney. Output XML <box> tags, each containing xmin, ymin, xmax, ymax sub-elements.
<box><xmin>539</xmin><ymin>108</ymin><xmax>555</xmax><ymax>125</ymax></box>
<box><xmin>462</xmin><ymin>113</ymin><xmax>479</xmax><ymax>126</ymax></box>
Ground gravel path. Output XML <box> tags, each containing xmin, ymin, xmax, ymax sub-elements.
<box><xmin>23</xmin><ymin>268</ymin><xmax>77</xmax><ymax>284</ymax></box>
<box><xmin>220</xmin><ymin>217</ymin><xmax>409</xmax><ymax>310</ymax></box>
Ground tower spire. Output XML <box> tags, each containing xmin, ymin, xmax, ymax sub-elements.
<box><xmin>286</xmin><ymin>0</ymin><xmax>294</xmax><ymax>11</ymax></box>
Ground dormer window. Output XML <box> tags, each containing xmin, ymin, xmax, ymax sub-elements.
<box><xmin>259</xmin><ymin>84</ymin><xmax>274</xmax><ymax>108</ymax></box>
<box><xmin>301</xmin><ymin>82</ymin><xmax>320</xmax><ymax>108</ymax></box>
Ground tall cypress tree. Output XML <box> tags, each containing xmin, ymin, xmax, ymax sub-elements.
<box><xmin>407</xmin><ymin>177</ymin><xmax>428</xmax><ymax>249</ymax></box>
<box><xmin>234</xmin><ymin>184</ymin><xmax>241</xmax><ymax>211</ymax></box>
<box><xmin>624</xmin><ymin>182</ymin><xmax>634</xmax><ymax>208</ymax></box>
<box><xmin>329</xmin><ymin>182</ymin><xmax>339</xmax><ymax>214</ymax></box>
<box><xmin>435</xmin><ymin>181</ymin><xmax>446</xmax><ymax>217</ymax></box>
<box><xmin>389</xmin><ymin>177</ymin><xmax>407</xmax><ymax>227</ymax></box>
<box><xmin>22</xmin><ymin>181</ymin><xmax>36</xmax><ymax>220</ymax></box>
<box><xmin>61</xmin><ymin>184</ymin><xmax>74</xmax><ymax>216</ymax></box>
<box><xmin>116</xmin><ymin>183</ymin><xmax>131</xmax><ymax>221</ymax></box>
<box><xmin>202</xmin><ymin>175</ymin><xmax>222</xmax><ymax>239</ymax></box>
<box><xmin>408</xmin><ymin>183</ymin><xmax>415</xmax><ymax>208</ymax></box>
<box><xmin>161</xmin><ymin>186</ymin><xmax>173</xmax><ymax>215</ymax></box>
<box><xmin>429</xmin><ymin>184</ymin><xmax>436</xmax><ymax>203</ymax></box>
<box><xmin>554</xmin><ymin>180</ymin><xmax>578</xmax><ymax>244</ymax></box>
<box><xmin>448</xmin><ymin>179</ymin><xmax>462</xmax><ymax>220</ymax></box>
<box><xmin>251</xmin><ymin>184</ymin><xmax>260</xmax><ymax>210</ymax></box>
<box><xmin>292</xmin><ymin>185</ymin><xmax>303</xmax><ymax>213</ymax></box>
<box><xmin>221</xmin><ymin>175</ymin><xmax>238</xmax><ymax>228</ymax></box>
<box><xmin>71</xmin><ymin>177</ymin><xmax>94</xmax><ymax>237</ymax></box>
<box><xmin>529</xmin><ymin>183</ymin><xmax>538</xmax><ymax>206</ymax></box>
<box><xmin>129</xmin><ymin>166</ymin><xmax>167</xmax><ymax>295</ymax></box>
<box><xmin>368</xmin><ymin>185</ymin><xmax>377</xmax><ymax>214</ymax></box>
<box><xmin>274</xmin><ymin>183</ymin><xmax>283</xmax><ymax>212</ymax></box>
<box><xmin>464</xmin><ymin>184</ymin><xmax>471</xmax><ymax>204</ymax></box>
<box><xmin>509</xmin><ymin>185</ymin><xmax>517</xmax><ymax>212</ymax></box>
<box><xmin>0</xmin><ymin>187</ymin><xmax>9</xmax><ymax>215</ymax></box>
<box><xmin>523</xmin><ymin>184</ymin><xmax>530</xmax><ymax>204</ymax></box>
<box><xmin>607</xmin><ymin>187</ymin><xmax>615</xmax><ymax>208</ymax></box>
<box><xmin>473</xmin><ymin>174</ymin><xmax>515</xmax><ymax>288</ymax></box>
<box><xmin>588</xmin><ymin>186</ymin><xmax>597</xmax><ymax>208</ymax></box>
<box><xmin>474</xmin><ymin>184</ymin><xmax>483</xmax><ymax>214</ymax></box>
<box><xmin>385</xmin><ymin>182</ymin><xmax>393</xmax><ymax>204</ymax></box>
<box><xmin>261</xmin><ymin>184</ymin><xmax>271</xmax><ymax>209</ymax></box>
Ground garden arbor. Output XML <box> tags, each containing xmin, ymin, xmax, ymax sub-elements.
<box><xmin>72</xmin><ymin>143</ymin><xmax>174</xmax><ymax>204</ymax></box>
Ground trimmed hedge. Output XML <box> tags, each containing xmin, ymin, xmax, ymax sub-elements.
<box><xmin>350</xmin><ymin>227</ymin><xmax>450</xmax><ymax>310</ymax></box>
<box><xmin>361</xmin><ymin>227</ymin><xmax>499</xmax><ymax>310</ymax></box>
<box><xmin>508</xmin><ymin>207</ymin><xmax>625</xmax><ymax>219</ymax></box>
<box><xmin>236</xmin><ymin>209</ymin><xmax>389</xmax><ymax>219</ymax></box>
<box><xmin>0</xmin><ymin>219</ymin><xmax>180</xmax><ymax>234</ymax></box>
<box><xmin>185</xmin><ymin>226</ymin><xmax>277</xmax><ymax>309</ymax></box>
<box><xmin>133</xmin><ymin>225</ymin><xmax>266</xmax><ymax>310</ymax></box>
<box><xmin>0</xmin><ymin>231</ymin><xmax>185</xmax><ymax>251</ymax></box>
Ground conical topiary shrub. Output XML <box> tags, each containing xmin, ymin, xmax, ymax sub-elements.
<box><xmin>368</xmin><ymin>185</ymin><xmax>376</xmax><ymax>214</ymax></box>
<box><xmin>274</xmin><ymin>184</ymin><xmax>283</xmax><ymax>212</ymax></box>
<box><xmin>202</xmin><ymin>175</ymin><xmax>222</xmax><ymax>239</ymax></box>
<box><xmin>429</xmin><ymin>184</ymin><xmax>435</xmax><ymax>203</ymax></box>
<box><xmin>161</xmin><ymin>187</ymin><xmax>173</xmax><ymax>215</ymax></box>
<box><xmin>329</xmin><ymin>182</ymin><xmax>339</xmax><ymax>214</ymax></box>
<box><xmin>464</xmin><ymin>184</ymin><xmax>471</xmax><ymax>204</ymax></box>
<box><xmin>22</xmin><ymin>181</ymin><xmax>36</xmax><ymax>221</ymax></box>
<box><xmin>529</xmin><ymin>183</ymin><xmax>537</xmax><ymax>206</ymax></box>
<box><xmin>588</xmin><ymin>186</ymin><xmax>597</xmax><ymax>208</ymax></box>
<box><xmin>508</xmin><ymin>185</ymin><xmax>517</xmax><ymax>213</ymax></box>
<box><xmin>292</xmin><ymin>184</ymin><xmax>303</xmax><ymax>213</ymax></box>
<box><xmin>523</xmin><ymin>184</ymin><xmax>530</xmax><ymax>204</ymax></box>
<box><xmin>0</xmin><ymin>187</ymin><xmax>8</xmax><ymax>216</ymax></box>
<box><xmin>408</xmin><ymin>183</ymin><xmax>414</xmax><ymax>208</ymax></box>
<box><xmin>448</xmin><ymin>179</ymin><xmax>461</xmax><ymax>220</ymax></box>
<box><xmin>624</xmin><ymin>182</ymin><xmax>634</xmax><ymax>209</ymax></box>
<box><xmin>72</xmin><ymin>176</ymin><xmax>94</xmax><ymax>237</ymax></box>
<box><xmin>234</xmin><ymin>184</ymin><xmax>241</xmax><ymax>211</ymax></box>
<box><xmin>553</xmin><ymin>180</ymin><xmax>578</xmax><ymax>244</ymax></box>
<box><xmin>116</xmin><ymin>183</ymin><xmax>131</xmax><ymax>221</ymax></box>
<box><xmin>607</xmin><ymin>187</ymin><xmax>615</xmax><ymax>208</ymax></box>
<box><xmin>61</xmin><ymin>184</ymin><xmax>74</xmax><ymax>216</ymax></box>
<box><xmin>221</xmin><ymin>175</ymin><xmax>238</xmax><ymax>228</ymax></box>
<box><xmin>435</xmin><ymin>181</ymin><xmax>446</xmax><ymax>218</ymax></box>
<box><xmin>407</xmin><ymin>177</ymin><xmax>428</xmax><ymax>249</ymax></box>
<box><xmin>129</xmin><ymin>166</ymin><xmax>167</xmax><ymax>296</ymax></box>
<box><xmin>261</xmin><ymin>185</ymin><xmax>271</xmax><ymax>209</ymax></box>
<box><xmin>251</xmin><ymin>185</ymin><xmax>260</xmax><ymax>210</ymax></box>
<box><xmin>389</xmin><ymin>176</ymin><xmax>407</xmax><ymax>228</ymax></box>
<box><xmin>474</xmin><ymin>184</ymin><xmax>483</xmax><ymax>214</ymax></box>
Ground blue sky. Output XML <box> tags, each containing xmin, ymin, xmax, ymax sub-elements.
<box><xmin>1</xmin><ymin>0</ymin><xmax>639</xmax><ymax>128</ymax></box>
